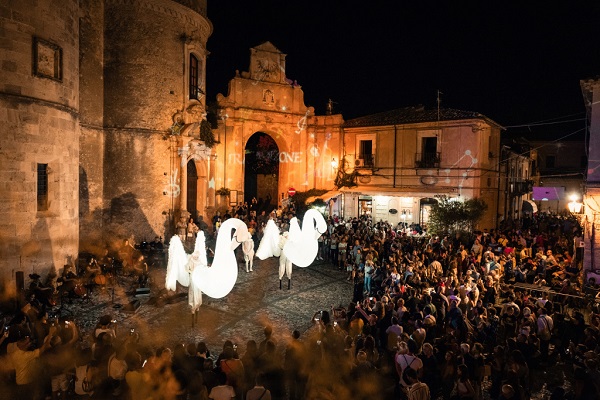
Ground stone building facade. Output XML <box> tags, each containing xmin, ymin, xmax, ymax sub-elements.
<box><xmin>0</xmin><ymin>0</ymin><xmax>211</xmax><ymax>283</ymax></box>
<box><xmin>213</xmin><ymin>42</ymin><xmax>343</xmax><ymax>207</ymax></box>
<box><xmin>581</xmin><ymin>77</ymin><xmax>600</xmax><ymax>274</ymax></box>
<box><xmin>339</xmin><ymin>108</ymin><xmax>504</xmax><ymax>229</ymax></box>
<box><xmin>0</xmin><ymin>0</ymin><xmax>512</xmax><ymax>288</ymax></box>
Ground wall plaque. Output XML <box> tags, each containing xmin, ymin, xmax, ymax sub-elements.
<box><xmin>33</xmin><ymin>37</ymin><xmax>62</xmax><ymax>81</ymax></box>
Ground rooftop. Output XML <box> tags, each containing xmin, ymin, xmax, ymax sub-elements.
<box><xmin>343</xmin><ymin>106</ymin><xmax>502</xmax><ymax>129</ymax></box>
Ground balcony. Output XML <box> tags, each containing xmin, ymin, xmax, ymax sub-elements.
<box><xmin>355</xmin><ymin>153</ymin><xmax>375</xmax><ymax>168</ymax></box>
<box><xmin>415</xmin><ymin>152</ymin><xmax>441</xmax><ymax>169</ymax></box>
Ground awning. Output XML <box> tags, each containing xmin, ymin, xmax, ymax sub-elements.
<box><xmin>522</xmin><ymin>199</ymin><xmax>538</xmax><ymax>213</ymax></box>
<box><xmin>305</xmin><ymin>190</ymin><xmax>342</xmax><ymax>204</ymax></box>
<box><xmin>339</xmin><ymin>185</ymin><xmax>453</xmax><ymax>197</ymax></box>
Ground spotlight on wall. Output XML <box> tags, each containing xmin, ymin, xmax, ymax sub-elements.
<box><xmin>331</xmin><ymin>158</ymin><xmax>338</xmax><ymax>170</ymax></box>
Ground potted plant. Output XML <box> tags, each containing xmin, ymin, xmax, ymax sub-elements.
<box><xmin>216</xmin><ymin>187</ymin><xmax>230</xmax><ymax>196</ymax></box>
<box><xmin>215</xmin><ymin>187</ymin><xmax>230</xmax><ymax>210</ymax></box>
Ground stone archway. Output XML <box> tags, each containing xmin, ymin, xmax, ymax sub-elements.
<box><xmin>244</xmin><ymin>132</ymin><xmax>279</xmax><ymax>209</ymax></box>
<box><xmin>187</xmin><ymin>159</ymin><xmax>198</xmax><ymax>220</ymax></box>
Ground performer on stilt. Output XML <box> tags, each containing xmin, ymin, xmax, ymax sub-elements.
<box><xmin>278</xmin><ymin>232</ymin><xmax>293</xmax><ymax>290</ymax></box>
<box><xmin>242</xmin><ymin>238</ymin><xmax>255</xmax><ymax>273</ymax></box>
<box><xmin>186</xmin><ymin>248</ymin><xmax>205</xmax><ymax>326</ymax></box>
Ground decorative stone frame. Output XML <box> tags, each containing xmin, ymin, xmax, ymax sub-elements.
<box><xmin>32</xmin><ymin>37</ymin><xmax>62</xmax><ymax>81</ymax></box>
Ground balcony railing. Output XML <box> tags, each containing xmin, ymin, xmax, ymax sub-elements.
<box><xmin>415</xmin><ymin>152</ymin><xmax>441</xmax><ymax>168</ymax></box>
<box><xmin>355</xmin><ymin>153</ymin><xmax>375</xmax><ymax>168</ymax></box>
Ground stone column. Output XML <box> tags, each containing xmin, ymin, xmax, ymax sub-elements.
<box><xmin>179</xmin><ymin>137</ymin><xmax>190</xmax><ymax>213</ymax></box>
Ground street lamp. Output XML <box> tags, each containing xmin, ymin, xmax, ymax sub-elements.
<box><xmin>331</xmin><ymin>158</ymin><xmax>338</xmax><ymax>171</ymax></box>
<box><xmin>567</xmin><ymin>194</ymin><xmax>583</xmax><ymax>214</ymax></box>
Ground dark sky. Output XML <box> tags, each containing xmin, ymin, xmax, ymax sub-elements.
<box><xmin>205</xmin><ymin>1</ymin><xmax>600</xmax><ymax>135</ymax></box>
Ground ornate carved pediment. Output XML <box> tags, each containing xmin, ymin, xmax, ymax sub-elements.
<box><xmin>178</xmin><ymin>139</ymin><xmax>213</xmax><ymax>166</ymax></box>
<box><xmin>250</xmin><ymin>41</ymin><xmax>286</xmax><ymax>83</ymax></box>
<box><xmin>187</xmin><ymin>103</ymin><xmax>206</xmax><ymax>121</ymax></box>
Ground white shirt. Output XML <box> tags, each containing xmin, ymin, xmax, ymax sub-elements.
<box><xmin>396</xmin><ymin>353</ymin><xmax>423</xmax><ymax>386</ymax></box>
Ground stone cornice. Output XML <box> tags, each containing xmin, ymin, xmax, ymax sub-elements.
<box><xmin>104</xmin><ymin>0</ymin><xmax>212</xmax><ymax>40</ymax></box>
<box><xmin>0</xmin><ymin>91</ymin><xmax>79</xmax><ymax>118</ymax></box>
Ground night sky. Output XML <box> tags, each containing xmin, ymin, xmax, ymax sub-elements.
<box><xmin>205</xmin><ymin>1</ymin><xmax>600</xmax><ymax>136</ymax></box>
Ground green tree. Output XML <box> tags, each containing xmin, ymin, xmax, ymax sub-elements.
<box><xmin>428</xmin><ymin>195</ymin><xmax>487</xmax><ymax>236</ymax></box>
<box><xmin>290</xmin><ymin>189</ymin><xmax>328</xmax><ymax>219</ymax></box>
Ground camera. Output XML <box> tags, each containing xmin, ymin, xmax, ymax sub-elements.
<box><xmin>334</xmin><ymin>321</ymin><xmax>338</xmax><ymax>326</ymax></box>
<box><xmin>4</xmin><ymin>326</ymin><xmax>9</xmax><ymax>332</ymax></box>
<box><xmin>369</xmin><ymin>297</ymin><xmax>374</xmax><ymax>301</ymax></box>
<box><xmin>111</xmin><ymin>319</ymin><xmax>117</xmax><ymax>324</ymax></box>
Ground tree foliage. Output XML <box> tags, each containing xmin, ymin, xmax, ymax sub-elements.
<box><xmin>200</xmin><ymin>120</ymin><xmax>216</xmax><ymax>148</ymax></box>
<box><xmin>428</xmin><ymin>195</ymin><xmax>488</xmax><ymax>236</ymax></box>
<box><xmin>291</xmin><ymin>189</ymin><xmax>328</xmax><ymax>219</ymax></box>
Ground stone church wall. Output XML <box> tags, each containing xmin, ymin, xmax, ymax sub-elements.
<box><xmin>98</xmin><ymin>0</ymin><xmax>211</xmax><ymax>245</ymax></box>
<box><xmin>0</xmin><ymin>0</ymin><xmax>80</xmax><ymax>282</ymax></box>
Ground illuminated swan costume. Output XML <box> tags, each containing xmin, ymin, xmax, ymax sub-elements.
<box><xmin>166</xmin><ymin>218</ymin><xmax>250</xmax><ymax>311</ymax></box>
<box><xmin>283</xmin><ymin>209</ymin><xmax>328</xmax><ymax>268</ymax></box>
<box><xmin>256</xmin><ymin>210</ymin><xmax>327</xmax><ymax>289</ymax></box>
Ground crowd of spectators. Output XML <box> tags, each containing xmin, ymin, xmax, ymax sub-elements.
<box><xmin>1</xmin><ymin>211</ymin><xmax>600</xmax><ymax>400</ymax></box>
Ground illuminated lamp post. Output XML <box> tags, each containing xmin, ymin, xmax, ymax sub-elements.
<box><xmin>567</xmin><ymin>194</ymin><xmax>583</xmax><ymax>215</ymax></box>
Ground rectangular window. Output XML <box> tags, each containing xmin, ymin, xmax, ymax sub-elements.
<box><xmin>359</xmin><ymin>140</ymin><xmax>373</xmax><ymax>166</ymax></box>
<box><xmin>189</xmin><ymin>54</ymin><xmax>202</xmax><ymax>100</ymax></box>
<box><xmin>420</xmin><ymin>137</ymin><xmax>439</xmax><ymax>167</ymax></box>
<box><xmin>546</xmin><ymin>155</ymin><xmax>555</xmax><ymax>169</ymax></box>
<box><xmin>37</xmin><ymin>163</ymin><xmax>48</xmax><ymax>211</ymax></box>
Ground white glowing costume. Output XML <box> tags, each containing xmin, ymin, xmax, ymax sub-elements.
<box><xmin>242</xmin><ymin>238</ymin><xmax>255</xmax><ymax>272</ymax></box>
<box><xmin>283</xmin><ymin>209</ymin><xmax>327</xmax><ymax>268</ymax></box>
<box><xmin>278</xmin><ymin>232</ymin><xmax>292</xmax><ymax>280</ymax></box>
<box><xmin>166</xmin><ymin>218</ymin><xmax>250</xmax><ymax>311</ymax></box>
<box><xmin>256</xmin><ymin>219</ymin><xmax>281</xmax><ymax>259</ymax></box>
<box><xmin>166</xmin><ymin>233</ymin><xmax>206</xmax><ymax>313</ymax></box>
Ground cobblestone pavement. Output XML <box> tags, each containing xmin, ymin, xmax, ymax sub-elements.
<box><xmin>69</xmin><ymin>253</ymin><xmax>352</xmax><ymax>355</ymax></box>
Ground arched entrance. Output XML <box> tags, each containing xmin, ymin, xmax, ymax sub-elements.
<box><xmin>187</xmin><ymin>159</ymin><xmax>198</xmax><ymax>220</ymax></box>
<box><xmin>244</xmin><ymin>132</ymin><xmax>279</xmax><ymax>208</ymax></box>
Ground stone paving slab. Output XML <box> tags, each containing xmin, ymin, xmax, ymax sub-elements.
<box><xmin>65</xmin><ymin>254</ymin><xmax>352</xmax><ymax>356</ymax></box>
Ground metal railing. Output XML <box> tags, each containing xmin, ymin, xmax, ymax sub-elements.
<box><xmin>415</xmin><ymin>152</ymin><xmax>441</xmax><ymax>168</ymax></box>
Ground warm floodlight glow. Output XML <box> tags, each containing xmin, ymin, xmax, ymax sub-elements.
<box><xmin>283</xmin><ymin>209</ymin><xmax>327</xmax><ymax>268</ymax></box>
<box><xmin>568</xmin><ymin>200</ymin><xmax>583</xmax><ymax>214</ymax></box>
<box><xmin>195</xmin><ymin>218</ymin><xmax>249</xmax><ymax>299</ymax></box>
<box><xmin>331</xmin><ymin>158</ymin><xmax>338</xmax><ymax>169</ymax></box>
<box><xmin>569</xmin><ymin>194</ymin><xmax>579</xmax><ymax>202</ymax></box>
<box><xmin>256</xmin><ymin>219</ymin><xmax>281</xmax><ymax>259</ymax></box>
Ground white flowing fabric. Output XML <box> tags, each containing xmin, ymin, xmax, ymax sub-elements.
<box><xmin>165</xmin><ymin>235</ymin><xmax>190</xmax><ymax>291</ymax></box>
<box><xmin>256</xmin><ymin>219</ymin><xmax>281</xmax><ymax>259</ymax></box>
<box><xmin>283</xmin><ymin>209</ymin><xmax>327</xmax><ymax>268</ymax></box>
<box><xmin>194</xmin><ymin>218</ymin><xmax>250</xmax><ymax>299</ymax></box>
<box><xmin>165</xmin><ymin>233</ymin><xmax>208</xmax><ymax>312</ymax></box>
